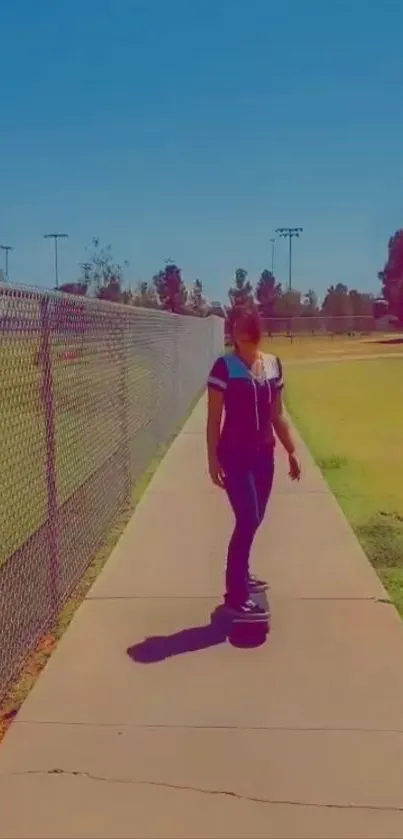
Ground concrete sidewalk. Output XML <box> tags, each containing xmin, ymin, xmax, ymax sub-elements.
<box><xmin>2</xmin><ymin>397</ymin><xmax>403</xmax><ymax>838</ymax></box>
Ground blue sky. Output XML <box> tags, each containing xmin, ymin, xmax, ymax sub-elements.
<box><xmin>1</xmin><ymin>0</ymin><xmax>403</xmax><ymax>303</ymax></box>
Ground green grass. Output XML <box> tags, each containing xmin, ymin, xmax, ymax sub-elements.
<box><xmin>285</xmin><ymin>356</ymin><xmax>403</xmax><ymax>615</ymax></box>
<box><xmin>261</xmin><ymin>332</ymin><xmax>403</xmax><ymax>362</ymax></box>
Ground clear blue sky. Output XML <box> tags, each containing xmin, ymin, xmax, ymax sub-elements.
<box><xmin>1</xmin><ymin>0</ymin><xmax>403</xmax><ymax>303</ymax></box>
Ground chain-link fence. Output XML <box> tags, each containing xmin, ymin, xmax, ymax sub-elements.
<box><xmin>260</xmin><ymin>315</ymin><xmax>394</xmax><ymax>336</ymax></box>
<box><xmin>0</xmin><ymin>284</ymin><xmax>224</xmax><ymax>697</ymax></box>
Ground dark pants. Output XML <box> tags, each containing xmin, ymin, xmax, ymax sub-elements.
<box><xmin>223</xmin><ymin>449</ymin><xmax>275</xmax><ymax>605</ymax></box>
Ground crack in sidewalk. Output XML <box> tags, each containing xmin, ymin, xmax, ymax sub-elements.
<box><xmin>4</xmin><ymin>768</ymin><xmax>403</xmax><ymax>814</ymax></box>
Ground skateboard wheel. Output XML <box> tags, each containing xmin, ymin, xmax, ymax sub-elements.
<box><xmin>229</xmin><ymin>619</ymin><xmax>269</xmax><ymax>648</ymax></box>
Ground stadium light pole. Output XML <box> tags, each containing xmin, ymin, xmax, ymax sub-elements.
<box><xmin>80</xmin><ymin>262</ymin><xmax>92</xmax><ymax>282</ymax></box>
<box><xmin>0</xmin><ymin>245</ymin><xmax>13</xmax><ymax>282</ymax></box>
<box><xmin>270</xmin><ymin>237</ymin><xmax>276</xmax><ymax>274</ymax></box>
<box><xmin>44</xmin><ymin>232</ymin><xmax>69</xmax><ymax>289</ymax></box>
<box><xmin>275</xmin><ymin>227</ymin><xmax>303</xmax><ymax>292</ymax></box>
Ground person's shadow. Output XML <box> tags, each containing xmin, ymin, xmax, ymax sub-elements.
<box><xmin>127</xmin><ymin>604</ymin><xmax>268</xmax><ymax>664</ymax></box>
<box><xmin>127</xmin><ymin>607</ymin><xmax>229</xmax><ymax>664</ymax></box>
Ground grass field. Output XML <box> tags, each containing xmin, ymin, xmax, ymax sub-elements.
<box><xmin>261</xmin><ymin>332</ymin><xmax>403</xmax><ymax>362</ymax></box>
<box><xmin>284</xmin><ymin>353</ymin><xmax>403</xmax><ymax>615</ymax></box>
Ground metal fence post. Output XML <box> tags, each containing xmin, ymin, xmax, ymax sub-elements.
<box><xmin>170</xmin><ymin>316</ymin><xmax>178</xmax><ymax>424</ymax></box>
<box><xmin>119</xmin><ymin>310</ymin><xmax>131</xmax><ymax>504</ymax></box>
<box><xmin>39</xmin><ymin>295</ymin><xmax>59</xmax><ymax>609</ymax></box>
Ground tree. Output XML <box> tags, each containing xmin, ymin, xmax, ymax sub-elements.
<box><xmin>271</xmin><ymin>290</ymin><xmax>302</xmax><ymax>336</ymax></box>
<box><xmin>348</xmin><ymin>289</ymin><xmax>374</xmax><ymax>317</ymax></box>
<box><xmin>378</xmin><ymin>229</ymin><xmax>403</xmax><ymax>323</ymax></box>
<box><xmin>132</xmin><ymin>281</ymin><xmax>159</xmax><ymax>309</ymax></box>
<box><xmin>122</xmin><ymin>288</ymin><xmax>134</xmax><ymax>305</ymax></box>
<box><xmin>59</xmin><ymin>282</ymin><xmax>88</xmax><ymax>296</ymax></box>
<box><xmin>208</xmin><ymin>300</ymin><xmax>226</xmax><ymax>318</ymax></box>
<box><xmin>301</xmin><ymin>288</ymin><xmax>319</xmax><ymax>315</ymax></box>
<box><xmin>228</xmin><ymin>268</ymin><xmax>254</xmax><ymax>308</ymax></box>
<box><xmin>255</xmin><ymin>270</ymin><xmax>282</xmax><ymax>318</ymax></box>
<box><xmin>187</xmin><ymin>278</ymin><xmax>207</xmax><ymax>316</ymax></box>
<box><xmin>83</xmin><ymin>238</ymin><xmax>129</xmax><ymax>303</ymax></box>
<box><xmin>97</xmin><ymin>278</ymin><xmax>123</xmax><ymax>303</ymax></box>
<box><xmin>273</xmin><ymin>289</ymin><xmax>302</xmax><ymax>318</ymax></box>
<box><xmin>373</xmin><ymin>297</ymin><xmax>388</xmax><ymax>320</ymax></box>
<box><xmin>321</xmin><ymin>283</ymin><xmax>350</xmax><ymax>313</ymax></box>
<box><xmin>321</xmin><ymin>283</ymin><xmax>353</xmax><ymax>333</ymax></box>
<box><xmin>153</xmin><ymin>261</ymin><xmax>188</xmax><ymax>313</ymax></box>
<box><xmin>297</xmin><ymin>289</ymin><xmax>320</xmax><ymax>334</ymax></box>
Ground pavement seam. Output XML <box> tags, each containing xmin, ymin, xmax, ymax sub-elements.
<box><xmin>12</xmin><ymin>722</ymin><xmax>403</xmax><ymax>734</ymax></box>
<box><xmin>84</xmin><ymin>595</ymin><xmax>392</xmax><ymax>603</ymax></box>
<box><xmin>4</xmin><ymin>769</ymin><xmax>403</xmax><ymax>814</ymax></box>
<box><xmin>143</xmin><ymin>488</ymin><xmax>329</xmax><ymax>494</ymax></box>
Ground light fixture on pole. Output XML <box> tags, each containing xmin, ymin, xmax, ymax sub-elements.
<box><xmin>0</xmin><ymin>245</ymin><xmax>14</xmax><ymax>282</ymax></box>
<box><xmin>44</xmin><ymin>233</ymin><xmax>69</xmax><ymax>289</ymax></box>
<box><xmin>80</xmin><ymin>262</ymin><xmax>92</xmax><ymax>282</ymax></box>
<box><xmin>275</xmin><ymin>227</ymin><xmax>303</xmax><ymax>292</ymax></box>
<box><xmin>269</xmin><ymin>237</ymin><xmax>276</xmax><ymax>274</ymax></box>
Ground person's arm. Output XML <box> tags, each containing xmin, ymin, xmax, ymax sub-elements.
<box><xmin>207</xmin><ymin>388</ymin><xmax>224</xmax><ymax>480</ymax></box>
<box><xmin>271</xmin><ymin>389</ymin><xmax>301</xmax><ymax>480</ymax></box>
<box><xmin>269</xmin><ymin>356</ymin><xmax>301</xmax><ymax>480</ymax></box>
<box><xmin>271</xmin><ymin>388</ymin><xmax>296</xmax><ymax>455</ymax></box>
<box><xmin>206</xmin><ymin>358</ymin><xmax>227</xmax><ymax>487</ymax></box>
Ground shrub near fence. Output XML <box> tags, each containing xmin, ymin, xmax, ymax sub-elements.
<box><xmin>0</xmin><ymin>283</ymin><xmax>224</xmax><ymax>697</ymax></box>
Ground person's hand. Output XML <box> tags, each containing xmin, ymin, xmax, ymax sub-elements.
<box><xmin>288</xmin><ymin>452</ymin><xmax>301</xmax><ymax>481</ymax></box>
<box><xmin>208</xmin><ymin>456</ymin><xmax>225</xmax><ymax>488</ymax></box>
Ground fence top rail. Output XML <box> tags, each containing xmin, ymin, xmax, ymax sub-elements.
<box><xmin>0</xmin><ymin>282</ymin><xmax>222</xmax><ymax>323</ymax></box>
<box><xmin>260</xmin><ymin>314</ymin><xmax>377</xmax><ymax>321</ymax></box>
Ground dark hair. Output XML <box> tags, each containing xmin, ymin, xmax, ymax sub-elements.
<box><xmin>229</xmin><ymin>305</ymin><xmax>262</xmax><ymax>347</ymax></box>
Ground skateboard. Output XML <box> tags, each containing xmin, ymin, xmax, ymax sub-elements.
<box><xmin>212</xmin><ymin>591</ymin><xmax>270</xmax><ymax>648</ymax></box>
<box><xmin>231</xmin><ymin>591</ymin><xmax>270</xmax><ymax>646</ymax></box>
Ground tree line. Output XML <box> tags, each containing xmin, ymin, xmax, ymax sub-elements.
<box><xmin>227</xmin><ymin>269</ymin><xmax>375</xmax><ymax>321</ymax></box>
<box><xmin>58</xmin><ymin>230</ymin><xmax>403</xmax><ymax>325</ymax></box>
<box><xmin>378</xmin><ymin>229</ymin><xmax>403</xmax><ymax>324</ymax></box>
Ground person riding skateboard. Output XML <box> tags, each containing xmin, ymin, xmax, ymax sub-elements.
<box><xmin>206</xmin><ymin>305</ymin><xmax>301</xmax><ymax>620</ymax></box>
